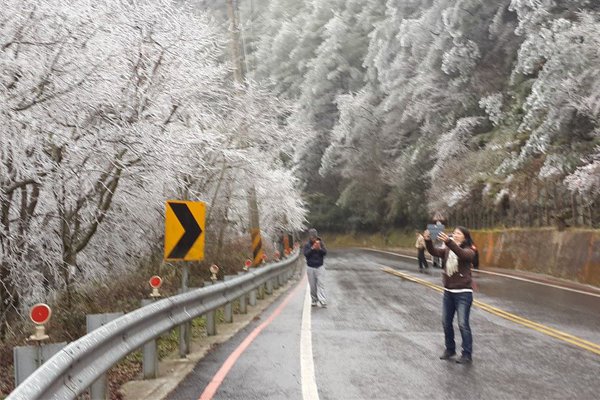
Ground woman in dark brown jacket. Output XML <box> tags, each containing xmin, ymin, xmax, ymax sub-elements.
<box><xmin>424</xmin><ymin>226</ymin><xmax>475</xmax><ymax>364</ymax></box>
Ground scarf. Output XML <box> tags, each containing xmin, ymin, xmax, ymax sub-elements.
<box><xmin>445</xmin><ymin>250</ymin><xmax>459</xmax><ymax>276</ymax></box>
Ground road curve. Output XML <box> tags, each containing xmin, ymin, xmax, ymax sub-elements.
<box><xmin>167</xmin><ymin>248</ymin><xmax>600</xmax><ymax>400</ymax></box>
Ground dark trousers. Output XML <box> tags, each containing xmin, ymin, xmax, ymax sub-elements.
<box><xmin>417</xmin><ymin>248</ymin><xmax>428</xmax><ymax>269</ymax></box>
<box><xmin>442</xmin><ymin>291</ymin><xmax>473</xmax><ymax>356</ymax></box>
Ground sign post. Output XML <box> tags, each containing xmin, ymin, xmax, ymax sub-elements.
<box><xmin>14</xmin><ymin>304</ymin><xmax>66</xmax><ymax>387</ymax></box>
<box><xmin>164</xmin><ymin>200</ymin><xmax>206</xmax><ymax>358</ymax></box>
<box><xmin>29</xmin><ymin>303</ymin><xmax>51</xmax><ymax>379</ymax></box>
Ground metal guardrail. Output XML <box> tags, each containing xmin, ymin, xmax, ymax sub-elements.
<box><xmin>8</xmin><ymin>252</ymin><xmax>301</xmax><ymax>400</ymax></box>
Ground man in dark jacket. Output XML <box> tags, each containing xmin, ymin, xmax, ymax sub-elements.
<box><xmin>471</xmin><ymin>243</ymin><xmax>479</xmax><ymax>270</ymax></box>
<box><xmin>303</xmin><ymin>228</ymin><xmax>327</xmax><ymax>307</ymax></box>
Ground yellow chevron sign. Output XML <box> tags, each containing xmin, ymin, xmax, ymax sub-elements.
<box><xmin>164</xmin><ymin>200</ymin><xmax>206</xmax><ymax>261</ymax></box>
<box><xmin>251</xmin><ymin>228</ymin><xmax>264</xmax><ymax>266</ymax></box>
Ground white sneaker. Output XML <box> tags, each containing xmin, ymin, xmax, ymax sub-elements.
<box><xmin>318</xmin><ymin>302</ymin><xmax>327</xmax><ymax>308</ymax></box>
<box><xmin>311</xmin><ymin>301</ymin><xmax>318</xmax><ymax>307</ymax></box>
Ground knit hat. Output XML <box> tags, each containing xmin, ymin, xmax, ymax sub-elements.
<box><xmin>308</xmin><ymin>228</ymin><xmax>318</xmax><ymax>238</ymax></box>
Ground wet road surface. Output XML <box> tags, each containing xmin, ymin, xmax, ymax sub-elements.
<box><xmin>167</xmin><ymin>249</ymin><xmax>600</xmax><ymax>400</ymax></box>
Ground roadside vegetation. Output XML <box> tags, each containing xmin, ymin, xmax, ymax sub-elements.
<box><xmin>0</xmin><ymin>238</ymin><xmax>263</xmax><ymax>398</ymax></box>
<box><xmin>325</xmin><ymin>231</ymin><xmax>415</xmax><ymax>251</ymax></box>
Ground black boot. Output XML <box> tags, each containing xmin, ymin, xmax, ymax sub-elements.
<box><xmin>439</xmin><ymin>350</ymin><xmax>456</xmax><ymax>360</ymax></box>
<box><xmin>456</xmin><ymin>353</ymin><xmax>472</xmax><ymax>364</ymax></box>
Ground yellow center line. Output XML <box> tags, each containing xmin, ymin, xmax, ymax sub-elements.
<box><xmin>381</xmin><ymin>267</ymin><xmax>600</xmax><ymax>356</ymax></box>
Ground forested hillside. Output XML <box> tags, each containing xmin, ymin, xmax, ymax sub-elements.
<box><xmin>243</xmin><ymin>0</ymin><xmax>600</xmax><ymax>231</ymax></box>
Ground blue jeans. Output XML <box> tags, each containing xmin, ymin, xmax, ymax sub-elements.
<box><xmin>442</xmin><ymin>291</ymin><xmax>473</xmax><ymax>356</ymax></box>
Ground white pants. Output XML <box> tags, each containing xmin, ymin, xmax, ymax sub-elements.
<box><xmin>307</xmin><ymin>266</ymin><xmax>327</xmax><ymax>304</ymax></box>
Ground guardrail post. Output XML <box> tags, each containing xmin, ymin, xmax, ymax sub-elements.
<box><xmin>224</xmin><ymin>276</ymin><xmax>234</xmax><ymax>323</ymax></box>
<box><xmin>86</xmin><ymin>312</ymin><xmax>124</xmax><ymax>399</ymax></box>
<box><xmin>257</xmin><ymin>284</ymin><xmax>265</xmax><ymax>299</ymax></box>
<box><xmin>249</xmin><ymin>289</ymin><xmax>257</xmax><ymax>306</ymax></box>
<box><xmin>178</xmin><ymin>287</ymin><xmax>194</xmax><ymax>358</ymax></box>
<box><xmin>238</xmin><ymin>291</ymin><xmax>247</xmax><ymax>314</ymax></box>
<box><xmin>13</xmin><ymin>342</ymin><xmax>67</xmax><ymax>387</ymax></box>
<box><xmin>140</xmin><ymin>299</ymin><xmax>158</xmax><ymax>379</ymax></box>
<box><xmin>204</xmin><ymin>281</ymin><xmax>217</xmax><ymax>335</ymax></box>
<box><xmin>237</xmin><ymin>272</ymin><xmax>248</xmax><ymax>313</ymax></box>
<box><xmin>266</xmin><ymin>279</ymin><xmax>273</xmax><ymax>295</ymax></box>
<box><xmin>206</xmin><ymin>310</ymin><xmax>216</xmax><ymax>335</ymax></box>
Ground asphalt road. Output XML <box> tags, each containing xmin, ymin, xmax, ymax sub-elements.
<box><xmin>167</xmin><ymin>249</ymin><xmax>600</xmax><ymax>400</ymax></box>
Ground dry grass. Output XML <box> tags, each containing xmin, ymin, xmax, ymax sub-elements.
<box><xmin>324</xmin><ymin>230</ymin><xmax>415</xmax><ymax>249</ymax></box>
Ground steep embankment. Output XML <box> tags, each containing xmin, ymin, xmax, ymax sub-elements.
<box><xmin>326</xmin><ymin>229</ymin><xmax>600</xmax><ymax>287</ymax></box>
<box><xmin>472</xmin><ymin>229</ymin><xmax>600</xmax><ymax>287</ymax></box>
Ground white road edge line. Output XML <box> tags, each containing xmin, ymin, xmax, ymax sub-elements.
<box><xmin>301</xmin><ymin>283</ymin><xmax>320</xmax><ymax>400</ymax></box>
<box><xmin>362</xmin><ymin>247</ymin><xmax>600</xmax><ymax>299</ymax></box>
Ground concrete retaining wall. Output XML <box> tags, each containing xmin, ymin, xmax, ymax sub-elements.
<box><xmin>471</xmin><ymin>228</ymin><xmax>600</xmax><ymax>287</ymax></box>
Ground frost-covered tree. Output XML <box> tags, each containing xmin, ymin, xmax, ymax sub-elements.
<box><xmin>565</xmin><ymin>147</ymin><xmax>600</xmax><ymax>198</ymax></box>
<box><xmin>480</xmin><ymin>93</ymin><xmax>504</xmax><ymax>126</ymax></box>
<box><xmin>503</xmin><ymin>5</ymin><xmax>600</xmax><ymax>194</ymax></box>
<box><xmin>0</xmin><ymin>0</ymin><xmax>307</xmax><ymax>335</ymax></box>
<box><xmin>247</xmin><ymin>0</ymin><xmax>600</xmax><ymax>230</ymax></box>
<box><xmin>428</xmin><ymin>117</ymin><xmax>489</xmax><ymax>210</ymax></box>
<box><xmin>250</xmin><ymin>0</ymin><xmax>307</xmax><ymax>96</ymax></box>
<box><xmin>295</xmin><ymin>0</ymin><xmax>385</xmax><ymax>192</ymax></box>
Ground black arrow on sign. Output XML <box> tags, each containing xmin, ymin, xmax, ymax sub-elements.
<box><xmin>168</xmin><ymin>202</ymin><xmax>202</xmax><ymax>259</ymax></box>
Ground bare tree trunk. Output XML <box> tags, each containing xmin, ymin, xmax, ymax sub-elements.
<box><xmin>226</xmin><ymin>0</ymin><xmax>245</xmax><ymax>83</ymax></box>
<box><xmin>571</xmin><ymin>193</ymin><xmax>577</xmax><ymax>227</ymax></box>
<box><xmin>226</xmin><ymin>0</ymin><xmax>262</xmax><ymax>264</ymax></box>
<box><xmin>215</xmin><ymin>193</ymin><xmax>232</xmax><ymax>265</ymax></box>
<box><xmin>544</xmin><ymin>184</ymin><xmax>550</xmax><ymax>226</ymax></box>
<box><xmin>0</xmin><ymin>262</ymin><xmax>20</xmax><ymax>340</ymax></box>
<box><xmin>61</xmin><ymin>251</ymin><xmax>76</xmax><ymax>308</ymax></box>
<box><xmin>526</xmin><ymin>182</ymin><xmax>533</xmax><ymax>227</ymax></box>
<box><xmin>579</xmin><ymin>194</ymin><xmax>585</xmax><ymax>226</ymax></box>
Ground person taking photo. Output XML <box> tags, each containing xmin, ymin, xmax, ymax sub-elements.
<box><xmin>303</xmin><ymin>228</ymin><xmax>328</xmax><ymax>308</ymax></box>
<box><xmin>423</xmin><ymin>226</ymin><xmax>475</xmax><ymax>364</ymax></box>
